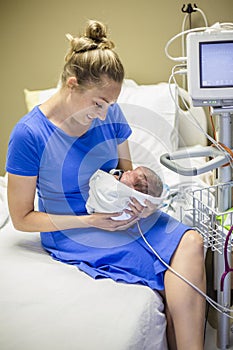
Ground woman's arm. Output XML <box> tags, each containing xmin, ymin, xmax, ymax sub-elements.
<box><xmin>7</xmin><ymin>173</ymin><xmax>88</xmax><ymax>232</ymax></box>
<box><xmin>117</xmin><ymin>140</ymin><xmax>133</xmax><ymax>171</ymax></box>
<box><xmin>7</xmin><ymin>173</ymin><xmax>138</xmax><ymax>233</ymax></box>
<box><xmin>117</xmin><ymin>140</ymin><xmax>159</xmax><ymax>219</ymax></box>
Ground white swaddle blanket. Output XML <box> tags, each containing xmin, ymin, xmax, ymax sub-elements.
<box><xmin>86</xmin><ymin>170</ymin><xmax>169</xmax><ymax>220</ymax></box>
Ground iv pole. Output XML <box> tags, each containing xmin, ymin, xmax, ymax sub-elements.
<box><xmin>160</xmin><ymin>108</ymin><xmax>233</xmax><ymax>349</ymax></box>
<box><xmin>163</xmin><ymin>7</ymin><xmax>233</xmax><ymax>348</ymax></box>
<box><xmin>212</xmin><ymin>107</ymin><xmax>233</xmax><ymax>349</ymax></box>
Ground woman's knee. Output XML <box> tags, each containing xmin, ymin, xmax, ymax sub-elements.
<box><xmin>180</xmin><ymin>230</ymin><xmax>205</xmax><ymax>257</ymax></box>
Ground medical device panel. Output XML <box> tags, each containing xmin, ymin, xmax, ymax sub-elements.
<box><xmin>187</xmin><ymin>30</ymin><xmax>233</xmax><ymax>107</ymax></box>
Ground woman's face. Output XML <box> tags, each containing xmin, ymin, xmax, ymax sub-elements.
<box><xmin>68</xmin><ymin>78</ymin><xmax>122</xmax><ymax>126</ymax></box>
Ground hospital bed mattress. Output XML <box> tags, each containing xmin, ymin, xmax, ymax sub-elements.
<box><xmin>0</xmin><ymin>219</ymin><xmax>167</xmax><ymax>350</ymax></box>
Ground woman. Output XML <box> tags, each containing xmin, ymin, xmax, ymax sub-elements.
<box><xmin>6</xmin><ymin>20</ymin><xmax>206</xmax><ymax>350</ymax></box>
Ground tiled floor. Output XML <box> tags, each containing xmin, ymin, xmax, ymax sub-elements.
<box><xmin>205</xmin><ymin>322</ymin><xmax>218</xmax><ymax>349</ymax></box>
<box><xmin>205</xmin><ymin>322</ymin><xmax>233</xmax><ymax>349</ymax></box>
<box><xmin>204</xmin><ymin>250</ymin><xmax>233</xmax><ymax>349</ymax></box>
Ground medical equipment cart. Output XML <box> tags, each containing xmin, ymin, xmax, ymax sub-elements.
<box><xmin>161</xmin><ymin>107</ymin><xmax>233</xmax><ymax>349</ymax></box>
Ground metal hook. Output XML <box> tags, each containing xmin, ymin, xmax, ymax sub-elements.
<box><xmin>181</xmin><ymin>3</ymin><xmax>197</xmax><ymax>14</ymax></box>
<box><xmin>181</xmin><ymin>3</ymin><xmax>198</xmax><ymax>28</ymax></box>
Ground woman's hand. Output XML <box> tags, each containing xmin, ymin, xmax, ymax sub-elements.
<box><xmin>87</xmin><ymin>212</ymin><xmax>139</xmax><ymax>231</ymax></box>
<box><xmin>125</xmin><ymin>197</ymin><xmax>158</xmax><ymax>219</ymax></box>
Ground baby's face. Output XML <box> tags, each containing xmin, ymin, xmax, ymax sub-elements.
<box><xmin>120</xmin><ymin>167</ymin><xmax>146</xmax><ymax>190</ymax></box>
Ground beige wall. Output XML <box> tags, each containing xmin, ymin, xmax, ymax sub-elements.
<box><xmin>0</xmin><ymin>0</ymin><xmax>232</xmax><ymax>175</ymax></box>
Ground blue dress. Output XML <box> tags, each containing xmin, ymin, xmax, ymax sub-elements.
<box><xmin>6</xmin><ymin>105</ymin><xmax>190</xmax><ymax>290</ymax></box>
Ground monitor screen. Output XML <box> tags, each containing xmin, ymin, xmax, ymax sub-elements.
<box><xmin>200</xmin><ymin>41</ymin><xmax>233</xmax><ymax>88</ymax></box>
<box><xmin>187</xmin><ymin>31</ymin><xmax>233</xmax><ymax>107</ymax></box>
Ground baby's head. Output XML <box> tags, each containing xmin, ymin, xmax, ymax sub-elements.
<box><xmin>115</xmin><ymin>166</ymin><xmax>163</xmax><ymax>197</ymax></box>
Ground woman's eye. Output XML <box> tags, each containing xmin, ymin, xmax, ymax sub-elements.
<box><xmin>95</xmin><ymin>102</ymin><xmax>103</xmax><ymax>109</ymax></box>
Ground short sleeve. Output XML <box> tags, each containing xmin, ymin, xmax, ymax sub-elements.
<box><xmin>108</xmin><ymin>103</ymin><xmax>132</xmax><ymax>144</ymax></box>
<box><xmin>6</xmin><ymin>123</ymin><xmax>40</xmax><ymax>176</ymax></box>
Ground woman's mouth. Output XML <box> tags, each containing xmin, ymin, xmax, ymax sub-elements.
<box><xmin>86</xmin><ymin>114</ymin><xmax>94</xmax><ymax>120</ymax></box>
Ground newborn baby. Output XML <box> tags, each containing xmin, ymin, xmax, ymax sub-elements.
<box><xmin>86</xmin><ymin>166</ymin><xmax>169</xmax><ymax>220</ymax></box>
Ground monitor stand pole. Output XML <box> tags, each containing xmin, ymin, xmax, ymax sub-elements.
<box><xmin>212</xmin><ymin>107</ymin><xmax>233</xmax><ymax>349</ymax></box>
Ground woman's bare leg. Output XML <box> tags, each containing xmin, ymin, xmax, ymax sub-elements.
<box><xmin>159</xmin><ymin>290</ymin><xmax>177</xmax><ymax>350</ymax></box>
<box><xmin>164</xmin><ymin>230</ymin><xmax>206</xmax><ymax>350</ymax></box>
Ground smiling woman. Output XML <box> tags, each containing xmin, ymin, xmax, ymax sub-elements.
<box><xmin>6</xmin><ymin>19</ymin><xmax>132</xmax><ymax>233</ymax></box>
<box><xmin>6</xmin><ymin>19</ymin><xmax>206</xmax><ymax>350</ymax></box>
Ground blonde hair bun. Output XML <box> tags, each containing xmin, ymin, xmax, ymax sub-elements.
<box><xmin>85</xmin><ymin>20</ymin><xmax>107</xmax><ymax>42</ymax></box>
<box><xmin>62</xmin><ymin>19</ymin><xmax>124</xmax><ymax>86</ymax></box>
<box><xmin>65</xmin><ymin>20</ymin><xmax>114</xmax><ymax>59</ymax></box>
<box><xmin>85</xmin><ymin>20</ymin><xmax>114</xmax><ymax>49</ymax></box>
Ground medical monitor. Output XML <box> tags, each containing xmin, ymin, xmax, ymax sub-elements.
<box><xmin>187</xmin><ymin>31</ymin><xmax>233</xmax><ymax>107</ymax></box>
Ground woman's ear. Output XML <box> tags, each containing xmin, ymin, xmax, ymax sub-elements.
<box><xmin>67</xmin><ymin>76</ymin><xmax>78</xmax><ymax>89</ymax></box>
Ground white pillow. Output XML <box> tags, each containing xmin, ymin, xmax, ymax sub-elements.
<box><xmin>118</xmin><ymin>82</ymin><xmax>178</xmax><ymax>150</ymax></box>
<box><xmin>23</xmin><ymin>79</ymin><xmax>137</xmax><ymax>111</ymax></box>
<box><xmin>24</xmin><ymin>81</ymin><xmax>178</xmax><ymax>181</ymax></box>
<box><xmin>177</xmin><ymin>87</ymin><xmax>207</xmax><ymax>147</ymax></box>
<box><xmin>24</xmin><ymin>87</ymin><xmax>58</xmax><ymax>111</ymax></box>
<box><xmin>119</xmin><ymin>103</ymin><xmax>178</xmax><ymax>183</ymax></box>
<box><xmin>23</xmin><ymin>81</ymin><xmax>210</xmax><ymax>189</ymax></box>
<box><xmin>117</xmin><ymin>82</ymin><xmax>179</xmax><ymax>182</ymax></box>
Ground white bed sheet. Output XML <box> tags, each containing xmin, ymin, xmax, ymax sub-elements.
<box><xmin>0</xmin><ymin>159</ymin><xmax>208</xmax><ymax>350</ymax></box>
<box><xmin>0</xmin><ymin>219</ymin><xmax>167</xmax><ymax>350</ymax></box>
<box><xmin>0</xmin><ymin>162</ymin><xmax>209</xmax><ymax>349</ymax></box>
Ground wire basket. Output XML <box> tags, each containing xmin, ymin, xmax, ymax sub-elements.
<box><xmin>181</xmin><ymin>182</ymin><xmax>233</xmax><ymax>254</ymax></box>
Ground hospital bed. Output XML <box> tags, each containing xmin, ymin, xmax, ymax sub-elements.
<box><xmin>0</xmin><ymin>79</ymin><xmax>210</xmax><ymax>350</ymax></box>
